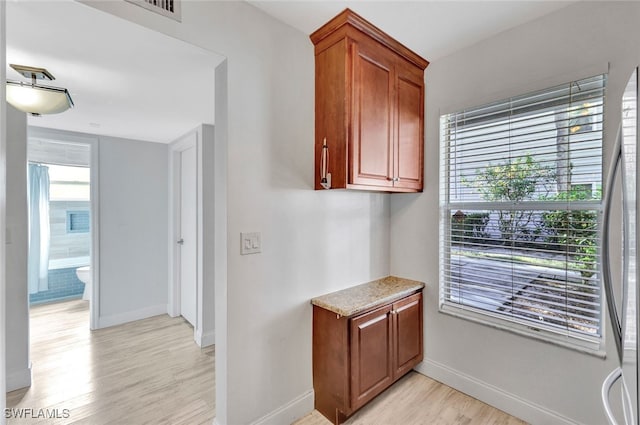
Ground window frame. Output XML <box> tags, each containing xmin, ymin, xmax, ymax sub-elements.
<box><xmin>438</xmin><ymin>75</ymin><xmax>606</xmax><ymax>354</ymax></box>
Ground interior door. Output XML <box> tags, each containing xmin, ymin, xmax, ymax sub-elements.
<box><xmin>180</xmin><ymin>145</ymin><xmax>197</xmax><ymax>327</ymax></box>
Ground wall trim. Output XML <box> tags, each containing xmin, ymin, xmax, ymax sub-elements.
<box><xmin>97</xmin><ymin>304</ymin><xmax>167</xmax><ymax>329</ymax></box>
<box><xmin>416</xmin><ymin>359</ymin><xmax>579</xmax><ymax>425</ymax></box>
<box><xmin>250</xmin><ymin>390</ymin><xmax>314</xmax><ymax>425</ymax></box>
<box><xmin>6</xmin><ymin>366</ymin><xmax>31</xmax><ymax>392</ymax></box>
<box><xmin>195</xmin><ymin>329</ymin><xmax>215</xmax><ymax>348</ymax></box>
<box><xmin>0</xmin><ymin>1</ymin><xmax>6</xmax><ymax>415</ymax></box>
<box><xmin>166</xmin><ymin>303</ymin><xmax>179</xmax><ymax>318</ymax></box>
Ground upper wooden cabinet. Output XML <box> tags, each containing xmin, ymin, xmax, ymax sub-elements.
<box><xmin>311</xmin><ymin>9</ymin><xmax>429</xmax><ymax>192</ymax></box>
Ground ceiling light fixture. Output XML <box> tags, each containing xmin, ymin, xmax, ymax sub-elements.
<box><xmin>6</xmin><ymin>64</ymin><xmax>74</xmax><ymax>115</ymax></box>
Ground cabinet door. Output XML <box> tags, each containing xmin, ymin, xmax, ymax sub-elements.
<box><xmin>350</xmin><ymin>303</ymin><xmax>393</xmax><ymax>410</ymax></box>
<box><xmin>350</xmin><ymin>41</ymin><xmax>394</xmax><ymax>188</ymax></box>
<box><xmin>394</xmin><ymin>62</ymin><xmax>424</xmax><ymax>191</ymax></box>
<box><xmin>392</xmin><ymin>292</ymin><xmax>423</xmax><ymax>379</ymax></box>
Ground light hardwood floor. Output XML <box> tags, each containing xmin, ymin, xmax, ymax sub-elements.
<box><xmin>11</xmin><ymin>300</ymin><xmax>524</xmax><ymax>425</ymax></box>
<box><xmin>6</xmin><ymin>300</ymin><xmax>215</xmax><ymax>425</ymax></box>
<box><xmin>294</xmin><ymin>372</ymin><xmax>527</xmax><ymax>425</ymax></box>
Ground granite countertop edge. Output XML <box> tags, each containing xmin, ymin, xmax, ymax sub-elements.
<box><xmin>311</xmin><ymin>276</ymin><xmax>425</xmax><ymax>317</ymax></box>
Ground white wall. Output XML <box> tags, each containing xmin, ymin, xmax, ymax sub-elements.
<box><xmin>390</xmin><ymin>2</ymin><xmax>640</xmax><ymax>424</ymax></box>
<box><xmin>0</xmin><ymin>2</ymin><xmax>6</xmax><ymax>420</ymax></box>
<box><xmin>82</xmin><ymin>2</ymin><xmax>391</xmax><ymax>423</ymax></box>
<box><xmin>5</xmin><ymin>105</ymin><xmax>30</xmax><ymax>392</ymax></box>
<box><xmin>98</xmin><ymin>134</ymin><xmax>169</xmax><ymax>326</ymax></box>
<box><xmin>201</xmin><ymin>124</ymin><xmax>215</xmax><ymax>347</ymax></box>
<box><xmin>213</xmin><ymin>60</ymin><xmax>229</xmax><ymax>425</ymax></box>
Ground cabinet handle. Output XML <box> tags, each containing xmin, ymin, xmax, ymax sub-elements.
<box><xmin>387</xmin><ymin>177</ymin><xmax>399</xmax><ymax>182</ymax></box>
<box><xmin>320</xmin><ymin>138</ymin><xmax>331</xmax><ymax>189</ymax></box>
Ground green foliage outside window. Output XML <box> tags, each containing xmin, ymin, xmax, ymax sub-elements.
<box><xmin>541</xmin><ymin>187</ymin><xmax>600</xmax><ymax>280</ymax></box>
<box><xmin>451</xmin><ymin>212</ymin><xmax>490</xmax><ymax>245</ymax></box>
<box><xmin>459</xmin><ymin>156</ymin><xmax>599</xmax><ymax>281</ymax></box>
<box><xmin>461</xmin><ymin>155</ymin><xmax>554</xmax><ymax>244</ymax></box>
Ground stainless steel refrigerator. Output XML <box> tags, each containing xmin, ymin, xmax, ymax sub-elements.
<box><xmin>602</xmin><ymin>67</ymin><xmax>639</xmax><ymax>425</ymax></box>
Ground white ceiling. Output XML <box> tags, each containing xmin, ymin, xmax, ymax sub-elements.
<box><xmin>6</xmin><ymin>1</ymin><xmax>575</xmax><ymax>144</ymax></box>
<box><xmin>249</xmin><ymin>1</ymin><xmax>576</xmax><ymax>61</ymax></box>
<box><xmin>6</xmin><ymin>0</ymin><xmax>223</xmax><ymax>144</ymax></box>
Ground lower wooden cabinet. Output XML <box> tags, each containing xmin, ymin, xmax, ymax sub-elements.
<box><xmin>313</xmin><ymin>292</ymin><xmax>423</xmax><ymax>424</ymax></box>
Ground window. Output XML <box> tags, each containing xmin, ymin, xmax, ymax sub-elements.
<box><xmin>47</xmin><ymin>164</ymin><xmax>90</xmax><ymax>202</ymax></box>
<box><xmin>439</xmin><ymin>75</ymin><xmax>606</xmax><ymax>346</ymax></box>
<box><xmin>67</xmin><ymin>211</ymin><xmax>90</xmax><ymax>233</ymax></box>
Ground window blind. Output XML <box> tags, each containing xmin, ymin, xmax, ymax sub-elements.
<box><xmin>439</xmin><ymin>74</ymin><xmax>606</xmax><ymax>341</ymax></box>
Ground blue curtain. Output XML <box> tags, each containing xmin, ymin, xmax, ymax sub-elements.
<box><xmin>28</xmin><ymin>163</ymin><xmax>50</xmax><ymax>294</ymax></box>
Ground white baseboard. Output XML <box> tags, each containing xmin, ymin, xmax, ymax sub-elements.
<box><xmin>7</xmin><ymin>366</ymin><xmax>31</xmax><ymax>392</ymax></box>
<box><xmin>416</xmin><ymin>359</ymin><xmax>579</xmax><ymax>425</ymax></box>
<box><xmin>250</xmin><ymin>390</ymin><xmax>314</xmax><ymax>425</ymax></box>
<box><xmin>195</xmin><ymin>329</ymin><xmax>215</xmax><ymax>348</ymax></box>
<box><xmin>97</xmin><ymin>304</ymin><xmax>167</xmax><ymax>329</ymax></box>
<box><xmin>167</xmin><ymin>303</ymin><xmax>179</xmax><ymax>318</ymax></box>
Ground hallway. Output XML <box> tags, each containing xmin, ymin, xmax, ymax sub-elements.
<box><xmin>6</xmin><ymin>300</ymin><xmax>215</xmax><ymax>424</ymax></box>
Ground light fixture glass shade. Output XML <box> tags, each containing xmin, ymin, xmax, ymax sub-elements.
<box><xmin>6</xmin><ymin>81</ymin><xmax>74</xmax><ymax>114</ymax></box>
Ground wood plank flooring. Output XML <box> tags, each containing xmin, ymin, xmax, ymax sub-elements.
<box><xmin>294</xmin><ymin>372</ymin><xmax>527</xmax><ymax>425</ymax></box>
<box><xmin>6</xmin><ymin>300</ymin><xmax>215</xmax><ymax>425</ymax></box>
<box><xmin>9</xmin><ymin>300</ymin><xmax>525</xmax><ymax>425</ymax></box>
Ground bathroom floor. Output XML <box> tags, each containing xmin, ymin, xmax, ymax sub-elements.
<box><xmin>7</xmin><ymin>300</ymin><xmax>215</xmax><ymax>424</ymax></box>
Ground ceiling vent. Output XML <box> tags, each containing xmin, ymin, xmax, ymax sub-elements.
<box><xmin>125</xmin><ymin>0</ymin><xmax>181</xmax><ymax>21</ymax></box>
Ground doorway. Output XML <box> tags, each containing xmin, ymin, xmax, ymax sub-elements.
<box><xmin>169</xmin><ymin>126</ymin><xmax>216</xmax><ymax>348</ymax></box>
<box><xmin>177</xmin><ymin>134</ymin><xmax>197</xmax><ymax>327</ymax></box>
<box><xmin>26</xmin><ymin>132</ymin><xmax>98</xmax><ymax>329</ymax></box>
<box><xmin>4</xmin><ymin>0</ymin><xmax>226</xmax><ymax>421</ymax></box>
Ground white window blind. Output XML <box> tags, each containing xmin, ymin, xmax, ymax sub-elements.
<box><xmin>439</xmin><ymin>74</ymin><xmax>606</xmax><ymax>343</ymax></box>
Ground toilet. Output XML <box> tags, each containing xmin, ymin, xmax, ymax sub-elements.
<box><xmin>75</xmin><ymin>266</ymin><xmax>91</xmax><ymax>301</ymax></box>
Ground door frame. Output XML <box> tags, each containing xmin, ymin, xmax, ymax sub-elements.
<box><xmin>1</xmin><ymin>2</ymin><xmax>6</xmax><ymax>411</ymax></box>
<box><xmin>169</xmin><ymin>128</ymin><xmax>204</xmax><ymax>345</ymax></box>
<box><xmin>2</xmin><ymin>5</ymin><xmax>228</xmax><ymax>421</ymax></box>
<box><xmin>28</xmin><ymin>127</ymin><xmax>100</xmax><ymax>330</ymax></box>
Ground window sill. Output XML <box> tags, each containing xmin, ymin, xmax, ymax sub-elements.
<box><xmin>439</xmin><ymin>303</ymin><xmax>607</xmax><ymax>359</ymax></box>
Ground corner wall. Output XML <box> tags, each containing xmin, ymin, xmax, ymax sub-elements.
<box><xmin>5</xmin><ymin>105</ymin><xmax>29</xmax><ymax>392</ymax></box>
<box><xmin>390</xmin><ymin>2</ymin><xmax>640</xmax><ymax>424</ymax></box>
<box><xmin>201</xmin><ymin>123</ymin><xmax>215</xmax><ymax>347</ymax></box>
<box><xmin>0</xmin><ymin>3</ymin><xmax>6</xmax><ymax>420</ymax></box>
<box><xmin>80</xmin><ymin>2</ymin><xmax>391</xmax><ymax>424</ymax></box>
<box><xmin>97</xmin><ymin>134</ymin><xmax>169</xmax><ymax>326</ymax></box>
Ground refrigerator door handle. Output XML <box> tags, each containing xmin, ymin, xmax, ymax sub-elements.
<box><xmin>622</xmin><ymin>372</ymin><xmax>635</xmax><ymax>425</ymax></box>
<box><xmin>602</xmin><ymin>367</ymin><xmax>623</xmax><ymax>425</ymax></box>
<box><xmin>602</xmin><ymin>124</ymin><xmax>623</xmax><ymax>361</ymax></box>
